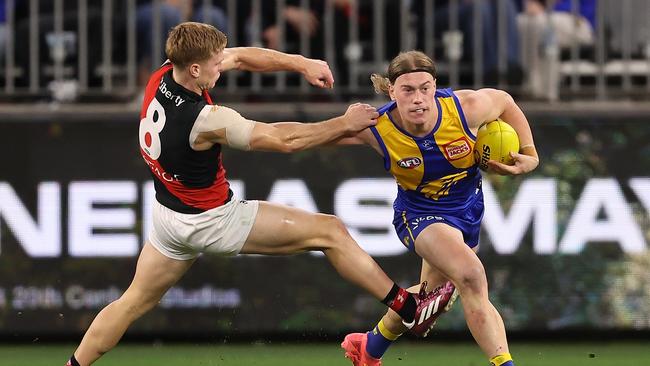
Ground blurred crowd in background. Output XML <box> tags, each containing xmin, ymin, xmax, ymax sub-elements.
<box><xmin>1</xmin><ymin>0</ymin><xmax>648</xmax><ymax>103</ymax></box>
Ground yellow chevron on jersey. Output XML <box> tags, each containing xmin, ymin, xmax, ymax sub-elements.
<box><xmin>370</xmin><ymin>88</ymin><xmax>482</xmax><ymax>210</ymax></box>
<box><xmin>419</xmin><ymin>170</ymin><xmax>468</xmax><ymax>200</ymax></box>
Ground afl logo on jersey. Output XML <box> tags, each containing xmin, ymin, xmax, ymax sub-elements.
<box><xmin>397</xmin><ymin>157</ymin><xmax>422</xmax><ymax>169</ymax></box>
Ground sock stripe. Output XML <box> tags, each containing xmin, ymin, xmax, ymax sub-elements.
<box><xmin>489</xmin><ymin>352</ymin><xmax>513</xmax><ymax>366</ymax></box>
<box><xmin>377</xmin><ymin>319</ymin><xmax>401</xmax><ymax>341</ymax></box>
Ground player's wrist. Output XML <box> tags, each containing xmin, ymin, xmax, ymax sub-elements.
<box><xmin>519</xmin><ymin>143</ymin><xmax>536</xmax><ymax>153</ymax></box>
<box><xmin>335</xmin><ymin>114</ymin><xmax>360</xmax><ymax>137</ymax></box>
<box><xmin>293</xmin><ymin>54</ymin><xmax>309</xmax><ymax>74</ymax></box>
<box><xmin>519</xmin><ymin>144</ymin><xmax>538</xmax><ymax>161</ymax></box>
<box><xmin>523</xmin><ymin>155</ymin><xmax>539</xmax><ymax>173</ymax></box>
<box><xmin>339</xmin><ymin>116</ymin><xmax>357</xmax><ymax>135</ymax></box>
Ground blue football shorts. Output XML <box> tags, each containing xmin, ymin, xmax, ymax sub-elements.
<box><xmin>393</xmin><ymin>196</ymin><xmax>484</xmax><ymax>252</ymax></box>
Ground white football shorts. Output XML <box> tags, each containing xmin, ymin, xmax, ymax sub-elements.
<box><xmin>149</xmin><ymin>198</ymin><xmax>259</xmax><ymax>260</ymax></box>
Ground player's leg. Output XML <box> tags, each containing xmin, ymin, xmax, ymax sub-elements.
<box><xmin>343</xmin><ymin>261</ymin><xmax>452</xmax><ymax>364</ymax></box>
<box><xmin>240</xmin><ymin>201</ymin><xmax>418</xmax><ymax>322</ymax></box>
<box><xmin>380</xmin><ymin>260</ymin><xmax>448</xmax><ymax>335</ymax></box>
<box><xmin>415</xmin><ymin>223</ymin><xmax>513</xmax><ymax>365</ymax></box>
<box><xmin>70</xmin><ymin>242</ymin><xmax>195</xmax><ymax>366</ymax></box>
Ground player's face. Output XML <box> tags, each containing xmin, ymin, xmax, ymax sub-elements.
<box><xmin>390</xmin><ymin>72</ymin><xmax>436</xmax><ymax>127</ymax></box>
<box><xmin>197</xmin><ymin>51</ymin><xmax>225</xmax><ymax>90</ymax></box>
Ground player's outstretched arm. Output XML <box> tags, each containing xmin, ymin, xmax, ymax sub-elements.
<box><xmin>458</xmin><ymin>88</ymin><xmax>539</xmax><ymax>175</ymax></box>
<box><xmin>220</xmin><ymin>47</ymin><xmax>334</xmax><ymax>88</ymax></box>
<box><xmin>190</xmin><ymin>103</ymin><xmax>378</xmax><ymax>153</ymax></box>
<box><xmin>249</xmin><ymin>103</ymin><xmax>378</xmax><ymax>152</ymax></box>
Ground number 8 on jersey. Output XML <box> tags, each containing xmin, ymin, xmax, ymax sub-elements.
<box><xmin>139</xmin><ymin>98</ymin><xmax>166</xmax><ymax>160</ymax></box>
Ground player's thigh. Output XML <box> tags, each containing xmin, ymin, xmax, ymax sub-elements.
<box><xmin>414</xmin><ymin>223</ymin><xmax>484</xmax><ymax>286</ymax></box>
<box><xmin>241</xmin><ymin>201</ymin><xmax>342</xmax><ymax>255</ymax></box>
<box><xmin>122</xmin><ymin>242</ymin><xmax>195</xmax><ymax>305</ymax></box>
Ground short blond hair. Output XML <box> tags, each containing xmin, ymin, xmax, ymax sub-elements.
<box><xmin>371</xmin><ymin>51</ymin><xmax>437</xmax><ymax>95</ymax></box>
<box><xmin>165</xmin><ymin>22</ymin><xmax>227</xmax><ymax>67</ymax></box>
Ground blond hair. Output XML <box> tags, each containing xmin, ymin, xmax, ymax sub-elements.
<box><xmin>371</xmin><ymin>51</ymin><xmax>437</xmax><ymax>95</ymax></box>
<box><xmin>166</xmin><ymin>22</ymin><xmax>227</xmax><ymax>67</ymax></box>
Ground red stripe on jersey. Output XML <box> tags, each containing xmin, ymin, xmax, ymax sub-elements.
<box><xmin>141</xmin><ymin>63</ymin><xmax>173</xmax><ymax>119</ymax></box>
<box><xmin>141</xmin><ymin>148</ymin><xmax>231</xmax><ymax>210</ymax></box>
<box><xmin>202</xmin><ymin>89</ymin><xmax>214</xmax><ymax>105</ymax></box>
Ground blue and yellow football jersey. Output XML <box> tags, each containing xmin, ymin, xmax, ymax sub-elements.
<box><xmin>370</xmin><ymin>88</ymin><xmax>482</xmax><ymax>215</ymax></box>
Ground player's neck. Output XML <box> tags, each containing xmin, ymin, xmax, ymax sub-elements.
<box><xmin>172</xmin><ymin>68</ymin><xmax>202</xmax><ymax>96</ymax></box>
<box><xmin>391</xmin><ymin>109</ymin><xmax>437</xmax><ymax>138</ymax></box>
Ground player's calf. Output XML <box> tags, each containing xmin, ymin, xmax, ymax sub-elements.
<box><xmin>316</xmin><ymin>216</ymin><xmax>421</xmax><ymax>324</ymax></box>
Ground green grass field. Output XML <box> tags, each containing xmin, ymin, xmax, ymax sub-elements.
<box><xmin>1</xmin><ymin>341</ymin><xmax>648</xmax><ymax>366</ymax></box>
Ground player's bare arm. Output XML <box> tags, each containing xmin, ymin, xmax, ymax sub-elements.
<box><xmin>220</xmin><ymin>47</ymin><xmax>334</xmax><ymax>88</ymax></box>
<box><xmin>333</xmin><ymin>128</ymin><xmax>384</xmax><ymax>156</ymax></box>
<box><xmin>249</xmin><ymin>103</ymin><xmax>377</xmax><ymax>152</ymax></box>
<box><xmin>191</xmin><ymin>103</ymin><xmax>378</xmax><ymax>153</ymax></box>
<box><xmin>457</xmin><ymin>88</ymin><xmax>539</xmax><ymax>175</ymax></box>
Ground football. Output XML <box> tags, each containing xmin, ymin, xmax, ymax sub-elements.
<box><xmin>473</xmin><ymin>119</ymin><xmax>520</xmax><ymax>171</ymax></box>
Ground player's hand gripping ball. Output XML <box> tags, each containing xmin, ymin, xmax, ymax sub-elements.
<box><xmin>473</xmin><ymin>119</ymin><xmax>519</xmax><ymax>171</ymax></box>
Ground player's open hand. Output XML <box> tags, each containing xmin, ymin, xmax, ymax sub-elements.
<box><xmin>301</xmin><ymin>57</ymin><xmax>335</xmax><ymax>88</ymax></box>
<box><xmin>487</xmin><ymin>152</ymin><xmax>539</xmax><ymax>176</ymax></box>
<box><xmin>342</xmin><ymin>103</ymin><xmax>379</xmax><ymax>134</ymax></box>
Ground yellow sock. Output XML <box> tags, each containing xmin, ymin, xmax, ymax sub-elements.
<box><xmin>365</xmin><ymin>319</ymin><xmax>402</xmax><ymax>359</ymax></box>
<box><xmin>376</xmin><ymin>319</ymin><xmax>401</xmax><ymax>340</ymax></box>
<box><xmin>489</xmin><ymin>353</ymin><xmax>513</xmax><ymax>366</ymax></box>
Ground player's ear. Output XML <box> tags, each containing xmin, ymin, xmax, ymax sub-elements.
<box><xmin>189</xmin><ymin>63</ymin><xmax>201</xmax><ymax>78</ymax></box>
<box><xmin>389</xmin><ymin>84</ymin><xmax>395</xmax><ymax>101</ymax></box>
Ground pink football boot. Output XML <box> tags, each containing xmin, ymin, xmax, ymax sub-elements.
<box><xmin>341</xmin><ymin>332</ymin><xmax>382</xmax><ymax>366</ymax></box>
